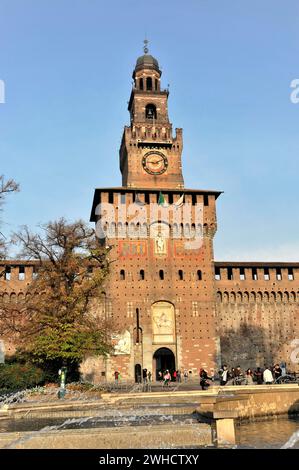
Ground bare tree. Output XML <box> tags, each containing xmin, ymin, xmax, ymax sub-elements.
<box><xmin>0</xmin><ymin>218</ymin><xmax>113</xmax><ymax>366</ymax></box>
<box><xmin>0</xmin><ymin>175</ymin><xmax>19</xmax><ymax>259</ymax></box>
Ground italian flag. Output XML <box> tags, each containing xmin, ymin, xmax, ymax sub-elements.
<box><xmin>158</xmin><ymin>192</ymin><xmax>169</xmax><ymax>207</ymax></box>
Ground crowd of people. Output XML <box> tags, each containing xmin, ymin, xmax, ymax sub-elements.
<box><xmin>216</xmin><ymin>363</ymin><xmax>288</xmax><ymax>388</ymax></box>
<box><xmin>113</xmin><ymin>362</ymin><xmax>291</xmax><ymax>389</ymax></box>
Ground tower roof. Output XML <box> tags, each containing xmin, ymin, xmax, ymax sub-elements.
<box><xmin>135</xmin><ymin>53</ymin><xmax>160</xmax><ymax>73</ymax></box>
<box><xmin>134</xmin><ymin>39</ymin><xmax>161</xmax><ymax>75</ymax></box>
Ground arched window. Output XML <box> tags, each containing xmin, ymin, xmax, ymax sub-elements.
<box><xmin>197</xmin><ymin>270</ymin><xmax>202</xmax><ymax>281</ymax></box>
<box><xmin>139</xmin><ymin>269</ymin><xmax>145</xmax><ymax>280</ymax></box>
<box><xmin>146</xmin><ymin>77</ymin><xmax>152</xmax><ymax>90</ymax></box>
<box><xmin>139</xmin><ymin>78</ymin><xmax>144</xmax><ymax>90</ymax></box>
<box><xmin>159</xmin><ymin>270</ymin><xmax>164</xmax><ymax>280</ymax></box>
<box><xmin>155</xmin><ymin>79</ymin><xmax>158</xmax><ymax>90</ymax></box>
<box><xmin>120</xmin><ymin>269</ymin><xmax>125</xmax><ymax>280</ymax></box>
<box><xmin>178</xmin><ymin>270</ymin><xmax>184</xmax><ymax>280</ymax></box>
<box><xmin>145</xmin><ymin>103</ymin><xmax>157</xmax><ymax>120</ymax></box>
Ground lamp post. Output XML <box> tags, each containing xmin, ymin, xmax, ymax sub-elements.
<box><xmin>58</xmin><ymin>366</ymin><xmax>67</xmax><ymax>399</ymax></box>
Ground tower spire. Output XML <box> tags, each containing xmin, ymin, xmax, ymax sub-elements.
<box><xmin>143</xmin><ymin>38</ymin><xmax>149</xmax><ymax>54</ymax></box>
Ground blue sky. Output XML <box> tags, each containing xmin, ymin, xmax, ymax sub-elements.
<box><xmin>0</xmin><ymin>0</ymin><xmax>298</xmax><ymax>261</ymax></box>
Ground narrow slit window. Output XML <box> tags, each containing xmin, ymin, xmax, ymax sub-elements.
<box><xmin>252</xmin><ymin>268</ymin><xmax>258</xmax><ymax>281</ymax></box>
<box><xmin>239</xmin><ymin>267</ymin><xmax>245</xmax><ymax>281</ymax></box>
<box><xmin>288</xmin><ymin>268</ymin><xmax>294</xmax><ymax>281</ymax></box>
<box><xmin>18</xmin><ymin>266</ymin><xmax>25</xmax><ymax>281</ymax></box>
<box><xmin>5</xmin><ymin>266</ymin><xmax>11</xmax><ymax>281</ymax></box>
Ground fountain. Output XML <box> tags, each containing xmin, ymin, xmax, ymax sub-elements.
<box><xmin>1</xmin><ymin>383</ymin><xmax>299</xmax><ymax>449</ymax></box>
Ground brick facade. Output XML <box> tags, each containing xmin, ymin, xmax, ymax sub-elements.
<box><xmin>0</xmin><ymin>51</ymin><xmax>298</xmax><ymax>380</ymax></box>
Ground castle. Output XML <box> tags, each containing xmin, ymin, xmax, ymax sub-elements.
<box><xmin>1</xmin><ymin>47</ymin><xmax>298</xmax><ymax>381</ymax></box>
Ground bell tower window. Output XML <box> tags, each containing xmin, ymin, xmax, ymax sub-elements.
<box><xmin>139</xmin><ymin>78</ymin><xmax>144</xmax><ymax>90</ymax></box>
<box><xmin>146</xmin><ymin>77</ymin><xmax>152</xmax><ymax>90</ymax></box>
<box><xmin>145</xmin><ymin>104</ymin><xmax>157</xmax><ymax>120</ymax></box>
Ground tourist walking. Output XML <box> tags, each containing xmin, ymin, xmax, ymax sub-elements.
<box><xmin>263</xmin><ymin>366</ymin><xmax>274</xmax><ymax>384</ymax></box>
<box><xmin>199</xmin><ymin>368</ymin><xmax>211</xmax><ymax>390</ymax></box>
<box><xmin>142</xmin><ymin>368</ymin><xmax>148</xmax><ymax>384</ymax></box>
<box><xmin>245</xmin><ymin>368</ymin><xmax>254</xmax><ymax>385</ymax></box>
<box><xmin>163</xmin><ymin>370</ymin><xmax>171</xmax><ymax>387</ymax></box>
<box><xmin>254</xmin><ymin>367</ymin><xmax>263</xmax><ymax>385</ymax></box>
<box><xmin>183</xmin><ymin>370</ymin><xmax>188</xmax><ymax>382</ymax></box>
<box><xmin>273</xmin><ymin>364</ymin><xmax>282</xmax><ymax>381</ymax></box>
<box><xmin>219</xmin><ymin>365</ymin><xmax>229</xmax><ymax>386</ymax></box>
<box><xmin>114</xmin><ymin>370</ymin><xmax>120</xmax><ymax>386</ymax></box>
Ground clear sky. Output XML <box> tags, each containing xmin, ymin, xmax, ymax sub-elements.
<box><xmin>0</xmin><ymin>0</ymin><xmax>298</xmax><ymax>261</ymax></box>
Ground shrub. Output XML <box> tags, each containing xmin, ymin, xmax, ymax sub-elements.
<box><xmin>0</xmin><ymin>363</ymin><xmax>45</xmax><ymax>393</ymax></box>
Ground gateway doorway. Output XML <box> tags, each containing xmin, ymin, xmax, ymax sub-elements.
<box><xmin>153</xmin><ymin>347</ymin><xmax>175</xmax><ymax>381</ymax></box>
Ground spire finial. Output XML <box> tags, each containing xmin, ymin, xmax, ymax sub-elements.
<box><xmin>143</xmin><ymin>39</ymin><xmax>149</xmax><ymax>54</ymax></box>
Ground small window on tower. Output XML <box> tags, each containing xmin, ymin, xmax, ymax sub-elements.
<box><xmin>139</xmin><ymin>78</ymin><xmax>143</xmax><ymax>90</ymax></box>
<box><xmin>120</xmin><ymin>270</ymin><xmax>125</xmax><ymax>280</ymax></box>
<box><xmin>159</xmin><ymin>270</ymin><xmax>164</xmax><ymax>280</ymax></box>
<box><xmin>139</xmin><ymin>269</ymin><xmax>145</xmax><ymax>280</ymax></box>
<box><xmin>178</xmin><ymin>270</ymin><xmax>184</xmax><ymax>280</ymax></box>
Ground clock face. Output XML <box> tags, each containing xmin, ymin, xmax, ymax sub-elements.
<box><xmin>142</xmin><ymin>151</ymin><xmax>168</xmax><ymax>175</ymax></box>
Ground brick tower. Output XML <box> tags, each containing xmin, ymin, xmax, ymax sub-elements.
<box><xmin>89</xmin><ymin>43</ymin><xmax>222</xmax><ymax>382</ymax></box>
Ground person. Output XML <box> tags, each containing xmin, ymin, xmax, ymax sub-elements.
<box><xmin>177</xmin><ymin>370</ymin><xmax>181</xmax><ymax>383</ymax></box>
<box><xmin>183</xmin><ymin>370</ymin><xmax>188</xmax><ymax>383</ymax></box>
<box><xmin>254</xmin><ymin>367</ymin><xmax>263</xmax><ymax>385</ymax></box>
<box><xmin>158</xmin><ymin>370</ymin><xmax>163</xmax><ymax>381</ymax></box>
<box><xmin>263</xmin><ymin>366</ymin><xmax>274</xmax><ymax>385</ymax></box>
<box><xmin>147</xmin><ymin>371</ymin><xmax>152</xmax><ymax>382</ymax></box>
<box><xmin>163</xmin><ymin>370</ymin><xmax>171</xmax><ymax>387</ymax></box>
<box><xmin>142</xmin><ymin>368</ymin><xmax>148</xmax><ymax>384</ymax></box>
<box><xmin>245</xmin><ymin>368</ymin><xmax>254</xmax><ymax>385</ymax></box>
<box><xmin>280</xmin><ymin>362</ymin><xmax>286</xmax><ymax>376</ymax></box>
<box><xmin>233</xmin><ymin>366</ymin><xmax>244</xmax><ymax>385</ymax></box>
<box><xmin>114</xmin><ymin>370</ymin><xmax>120</xmax><ymax>385</ymax></box>
<box><xmin>199</xmin><ymin>368</ymin><xmax>212</xmax><ymax>390</ymax></box>
<box><xmin>219</xmin><ymin>365</ymin><xmax>229</xmax><ymax>386</ymax></box>
<box><xmin>273</xmin><ymin>364</ymin><xmax>282</xmax><ymax>382</ymax></box>
<box><xmin>173</xmin><ymin>370</ymin><xmax>177</xmax><ymax>381</ymax></box>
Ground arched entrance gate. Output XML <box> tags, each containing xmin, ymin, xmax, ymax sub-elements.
<box><xmin>153</xmin><ymin>347</ymin><xmax>176</xmax><ymax>381</ymax></box>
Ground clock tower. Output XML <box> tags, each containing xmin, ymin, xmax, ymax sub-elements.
<box><xmin>120</xmin><ymin>41</ymin><xmax>184</xmax><ymax>189</ymax></box>
<box><xmin>89</xmin><ymin>42</ymin><xmax>221</xmax><ymax>384</ymax></box>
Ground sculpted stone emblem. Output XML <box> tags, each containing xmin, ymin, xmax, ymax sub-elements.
<box><xmin>155</xmin><ymin>232</ymin><xmax>167</xmax><ymax>255</ymax></box>
<box><xmin>154</xmin><ymin>312</ymin><xmax>172</xmax><ymax>330</ymax></box>
<box><xmin>113</xmin><ymin>330</ymin><xmax>131</xmax><ymax>355</ymax></box>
